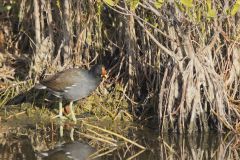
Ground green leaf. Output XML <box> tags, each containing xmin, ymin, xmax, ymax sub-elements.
<box><xmin>174</xmin><ymin>1</ymin><xmax>185</xmax><ymax>12</ymax></box>
<box><xmin>103</xmin><ymin>0</ymin><xmax>115</xmax><ymax>6</ymax></box>
<box><xmin>127</xmin><ymin>0</ymin><xmax>139</xmax><ymax>11</ymax></box>
<box><xmin>154</xmin><ymin>0</ymin><xmax>164</xmax><ymax>9</ymax></box>
<box><xmin>196</xmin><ymin>9</ymin><xmax>202</xmax><ymax>22</ymax></box>
<box><xmin>206</xmin><ymin>0</ymin><xmax>211</xmax><ymax>10</ymax></box>
<box><xmin>206</xmin><ymin>0</ymin><xmax>216</xmax><ymax>18</ymax></box>
<box><xmin>180</xmin><ymin>0</ymin><xmax>193</xmax><ymax>8</ymax></box>
<box><xmin>0</xmin><ymin>3</ymin><xmax>12</xmax><ymax>12</ymax></box>
<box><xmin>5</xmin><ymin>4</ymin><xmax>12</xmax><ymax>11</ymax></box>
<box><xmin>96</xmin><ymin>1</ymin><xmax>103</xmax><ymax>16</ymax></box>
<box><xmin>207</xmin><ymin>9</ymin><xmax>217</xmax><ymax>18</ymax></box>
<box><xmin>56</xmin><ymin>0</ymin><xmax>61</xmax><ymax>9</ymax></box>
<box><xmin>231</xmin><ymin>0</ymin><xmax>240</xmax><ymax>16</ymax></box>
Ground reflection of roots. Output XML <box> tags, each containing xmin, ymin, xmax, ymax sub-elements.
<box><xmin>0</xmin><ymin>135</ymin><xmax>36</xmax><ymax>160</ymax></box>
<box><xmin>159</xmin><ymin>133</ymin><xmax>237</xmax><ymax>159</ymax></box>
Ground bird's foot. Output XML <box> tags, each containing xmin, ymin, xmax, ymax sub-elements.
<box><xmin>64</xmin><ymin>112</ymin><xmax>77</xmax><ymax>123</ymax></box>
<box><xmin>52</xmin><ymin>115</ymin><xmax>67</xmax><ymax>121</ymax></box>
<box><xmin>69</xmin><ymin>113</ymin><xmax>77</xmax><ymax>124</ymax></box>
<box><xmin>72</xmin><ymin>116</ymin><xmax>77</xmax><ymax>124</ymax></box>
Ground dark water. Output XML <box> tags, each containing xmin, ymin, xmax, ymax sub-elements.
<box><xmin>0</xmin><ymin>124</ymin><xmax>239</xmax><ymax>160</ymax></box>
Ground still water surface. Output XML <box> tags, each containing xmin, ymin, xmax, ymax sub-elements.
<box><xmin>0</xmin><ymin>123</ymin><xmax>238</xmax><ymax>160</ymax></box>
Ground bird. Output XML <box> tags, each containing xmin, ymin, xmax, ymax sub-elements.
<box><xmin>38</xmin><ymin>141</ymin><xmax>99</xmax><ymax>160</ymax></box>
<box><xmin>35</xmin><ymin>65</ymin><xmax>106</xmax><ymax>122</ymax></box>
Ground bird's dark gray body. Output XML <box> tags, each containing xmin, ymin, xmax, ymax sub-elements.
<box><xmin>36</xmin><ymin>66</ymin><xmax>102</xmax><ymax>101</ymax></box>
<box><xmin>35</xmin><ymin>65</ymin><xmax>105</xmax><ymax>122</ymax></box>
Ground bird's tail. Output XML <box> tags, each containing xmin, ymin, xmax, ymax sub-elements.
<box><xmin>34</xmin><ymin>83</ymin><xmax>47</xmax><ymax>89</ymax></box>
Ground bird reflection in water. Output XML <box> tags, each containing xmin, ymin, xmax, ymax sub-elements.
<box><xmin>38</xmin><ymin>123</ymin><xmax>100</xmax><ymax>160</ymax></box>
<box><xmin>38</xmin><ymin>141</ymin><xmax>98</xmax><ymax>160</ymax></box>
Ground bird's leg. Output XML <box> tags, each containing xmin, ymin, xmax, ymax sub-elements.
<box><xmin>52</xmin><ymin>98</ymin><xmax>66</xmax><ymax>120</ymax></box>
<box><xmin>59</xmin><ymin>98</ymin><xmax>63</xmax><ymax>117</ymax></box>
<box><xmin>69</xmin><ymin>101</ymin><xmax>77</xmax><ymax>123</ymax></box>
<box><xmin>60</xmin><ymin>124</ymin><xmax>63</xmax><ymax>137</ymax></box>
<box><xmin>70</xmin><ymin>127</ymin><xmax>74</xmax><ymax>141</ymax></box>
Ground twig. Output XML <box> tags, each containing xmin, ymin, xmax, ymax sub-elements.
<box><xmin>83</xmin><ymin>121</ymin><xmax>146</xmax><ymax>150</ymax></box>
<box><xmin>6</xmin><ymin>111</ymin><xmax>26</xmax><ymax>120</ymax></box>
<box><xmin>76</xmin><ymin>131</ymin><xmax>117</xmax><ymax>146</ymax></box>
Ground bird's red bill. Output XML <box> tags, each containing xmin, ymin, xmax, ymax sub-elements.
<box><xmin>101</xmin><ymin>67</ymin><xmax>107</xmax><ymax>78</ymax></box>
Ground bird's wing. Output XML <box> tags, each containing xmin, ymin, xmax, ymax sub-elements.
<box><xmin>40</xmin><ymin>69</ymin><xmax>86</xmax><ymax>91</ymax></box>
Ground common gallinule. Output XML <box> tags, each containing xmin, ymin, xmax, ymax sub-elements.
<box><xmin>38</xmin><ymin>141</ymin><xmax>99</xmax><ymax>160</ymax></box>
<box><xmin>35</xmin><ymin>65</ymin><xmax>106</xmax><ymax>122</ymax></box>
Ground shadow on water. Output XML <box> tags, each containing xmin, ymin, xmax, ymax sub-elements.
<box><xmin>0</xmin><ymin>122</ymin><xmax>239</xmax><ymax>160</ymax></box>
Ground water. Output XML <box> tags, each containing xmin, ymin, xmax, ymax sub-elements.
<box><xmin>0</xmin><ymin>122</ymin><xmax>238</xmax><ymax>160</ymax></box>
